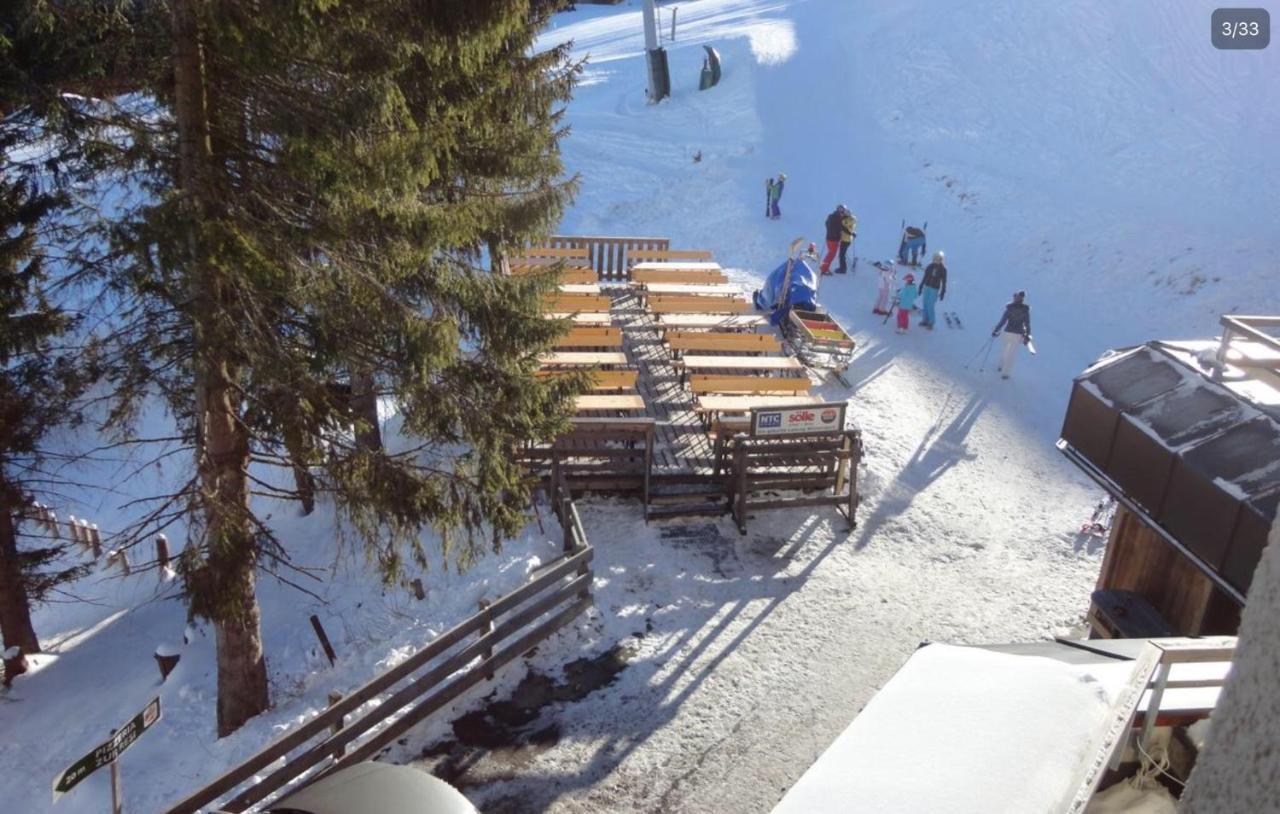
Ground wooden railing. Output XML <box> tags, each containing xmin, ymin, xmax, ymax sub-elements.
<box><xmin>548</xmin><ymin>235</ymin><xmax>670</xmax><ymax>282</ymax></box>
<box><xmin>520</xmin><ymin>418</ymin><xmax>655</xmax><ymax>510</ymax></box>
<box><xmin>166</xmin><ymin>522</ymin><xmax>594</xmax><ymax>812</ymax></box>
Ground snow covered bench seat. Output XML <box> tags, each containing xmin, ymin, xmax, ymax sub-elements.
<box><xmin>631</xmin><ymin>268</ymin><xmax>728</xmax><ymax>285</ymax></box>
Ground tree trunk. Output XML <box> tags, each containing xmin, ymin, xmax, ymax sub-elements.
<box><xmin>0</xmin><ymin>501</ymin><xmax>41</xmax><ymax>655</ymax></box>
<box><xmin>173</xmin><ymin>0</ymin><xmax>269</xmax><ymax>737</ymax></box>
<box><xmin>350</xmin><ymin>366</ymin><xmax>382</xmax><ymax>452</ymax></box>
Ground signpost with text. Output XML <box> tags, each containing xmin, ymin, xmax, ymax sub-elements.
<box><xmin>53</xmin><ymin>696</ymin><xmax>161</xmax><ymax>811</ymax></box>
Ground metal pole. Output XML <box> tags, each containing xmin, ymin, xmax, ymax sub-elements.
<box><xmin>671</xmin><ymin>7</ymin><xmax>678</xmax><ymax>41</ymax></box>
<box><xmin>110</xmin><ymin>756</ymin><xmax>122</xmax><ymax>814</ymax></box>
<box><xmin>642</xmin><ymin>0</ymin><xmax>659</xmax><ymax>50</ymax></box>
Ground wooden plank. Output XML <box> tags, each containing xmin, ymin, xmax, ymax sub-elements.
<box><xmin>574</xmin><ymin>395</ymin><xmax>646</xmax><ymax>413</ymax></box>
<box><xmin>538</xmin><ymin>352</ymin><xmax>628</xmax><ymax>368</ymax></box>
<box><xmin>668</xmin><ymin>331</ymin><xmax>782</xmax><ymax>354</ymax></box>
<box><xmin>552</xmin><ymin>326</ymin><xmax>623</xmax><ymax>348</ymax></box>
<box><xmin>628</xmin><ymin>248</ymin><xmax>714</xmax><ymax>263</ymax></box>
<box><xmin>681</xmin><ymin>355</ymin><xmax>805</xmax><ymax>372</ymax></box>
<box><xmin>514</xmin><ymin>246</ymin><xmax>591</xmax><ymax>260</ymax></box>
<box><xmin>657</xmin><ymin>314</ymin><xmax>769</xmax><ymax>331</ymax></box>
<box><xmin>642</xmin><ymin>283</ymin><xmax>743</xmax><ymax>297</ymax></box>
<box><xmin>537</xmin><ymin>369</ymin><xmax>637</xmax><ymax>391</ymax></box>
<box><xmin>689</xmin><ymin>375</ymin><xmax>811</xmax><ymax>395</ymax></box>
<box><xmin>544</xmin><ymin>312</ymin><xmax>612</xmax><ymax>325</ymax></box>
<box><xmin>542</xmin><ymin>293</ymin><xmax>612</xmax><ymax>313</ymax></box>
<box><xmin>558</xmin><ymin>283</ymin><xmax>602</xmax><ymax>294</ymax></box>
<box><xmin>649</xmin><ymin>295</ymin><xmax>751</xmax><ymax>314</ymax></box>
<box><xmin>632</xmin><ymin>268</ymin><xmax>729</xmax><ymax>285</ymax></box>
<box><xmin>631</xmin><ymin>261</ymin><xmax>722</xmax><ymax>272</ymax></box>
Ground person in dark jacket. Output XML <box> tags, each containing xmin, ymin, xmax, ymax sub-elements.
<box><xmin>820</xmin><ymin>205</ymin><xmax>843</xmax><ymax>274</ymax></box>
<box><xmin>919</xmin><ymin>250</ymin><xmax>947</xmax><ymax>329</ymax></box>
<box><xmin>837</xmin><ymin>207</ymin><xmax>857</xmax><ymax>274</ymax></box>
<box><xmin>768</xmin><ymin>173</ymin><xmax>785</xmax><ymax>219</ymax></box>
<box><xmin>991</xmin><ymin>290</ymin><xmax>1032</xmax><ymax>379</ymax></box>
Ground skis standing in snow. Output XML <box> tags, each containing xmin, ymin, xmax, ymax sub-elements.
<box><xmin>872</xmin><ymin>260</ymin><xmax>896</xmax><ymax>315</ymax></box>
<box><xmin>766</xmin><ymin>173</ymin><xmax>785</xmax><ymax>219</ymax></box>
<box><xmin>895</xmin><ymin>273</ymin><xmax>920</xmax><ymax>334</ymax></box>
<box><xmin>837</xmin><ymin>206</ymin><xmax>857</xmax><ymax>274</ymax></box>
<box><xmin>919</xmin><ymin>251</ymin><xmax>947</xmax><ymax>329</ymax></box>
<box><xmin>991</xmin><ymin>290</ymin><xmax>1032</xmax><ymax>379</ymax></box>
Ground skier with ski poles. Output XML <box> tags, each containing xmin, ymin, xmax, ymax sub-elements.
<box><xmin>894</xmin><ymin>273</ymin><xmax>920</xmax><ymax>334</ymax></box>
<box><xmin>991</xmin><ymin>290</ymin><xmax>1032</xmax><ymax>379</ymax></box>
<box><xmin>819</xmin><ymin>204</ymin><xmax>843</xmax><ymax>274</ymax></box>
<box><xmin>837</xmin><ymin>206</ymin><xmax>857</xmax><ymax>274</ymax></box>
<box><xmin>765</xmin><ymin>177</ymin><xmax>775</xmax><ymax>219</ymax></box>
<box><xmin>766</xmin><ymin>173</ymin><xmax>785</xmax><ymax>219</ymax></box>
<box><xmin>919</xmin><ymin>251</ymin><xmax>947</xmax><ymax>329</ymax></box>
<box><xmin>872</xmin><ymin>260</ymin><xmax>896</xmax><ymax>315</ymax></box>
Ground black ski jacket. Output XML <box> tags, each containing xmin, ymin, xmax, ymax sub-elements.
<box><xmin>824</xmin><ymin>210</ymin><xmax>843</xmax><ymax>242</ymax></box>
<box><xmin>994</xmin><ymin>301</ymin><xmax>1031</xmax><ymax>337</ymax></box>
<box><xmin>921</xmin><ymin>262</ymin><xmax>947</xmax><ymax>298</ymax></box>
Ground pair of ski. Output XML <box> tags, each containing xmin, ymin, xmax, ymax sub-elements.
<box><xmin>943</xmin><ymin>311</ymin><xmax>963</xmax><ymax>329</ymax></box>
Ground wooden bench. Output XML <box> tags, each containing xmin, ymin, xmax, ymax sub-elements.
<box><xmin>667</xmin><ymin>331</ymin><xmax>782</xmax><ymax>355</ymax></box>
<box><xmin>557</xmin><ymin>283</ymin><xmax>602</xmax><ymax>295</ymax></box>
<box><xmin>510</xmin><ymin>264</ymin><xmax>597</xmax><ymax>284</ymax></box>
<box><xmin>628</xmin><ymin>248</ymin><xmax>714</xmax><ymax>264</ymax></box>
<box><xmin>537</xmin><ymin>369</ymin><xmax>638</xmax><ymax>391</ymax></box>
<box><xmin>544</xmin><ymin>312</ymin><xmax>612</xmax><ymax>325</ymax></box>
<box><xmin>631</xmin><ymin>261</ymin><xmax>723</xmax><ymax>273</ymax></box>
<box><xmin>538</xmin><ymin>352</ymin><xmax>628</xmax><ymax>368</ymax></box>
<box><xmin>640</xmin><ymin>283</ymin><xmax>743</xmax><ymax>297</ymax></box>
<box><xmin>689</xmin><ymin>375</ymin><xmax>811</xmax><ymax>395</ymax></box>
<box><xmin>552</xmin><ymin>326</ymin><xmax>623</xmax><ymax>349</ymax></box>
<box><xmin>542</xmin><ymin>293</ymin><xmax>612</xmax><ymax>313</ymax></box>
<box><xmin>678</xmin><ymin>355</ymin><xmax>805</xmax><ymax>373</ymax></box>
<box><xmin>631</xmin><ymin>268</ymin><xmax>728</xmax><ymax>285</ymax></box>
<box><xmin>656</xmin><ymin>314</ymin><xmax>769</xmax><ymax>332</ymax></box>
<box><xmin>574</xmin><ymin>395</ymin><xmax>646</xmax><ymax>414</ymax></box>
<box><xmin>648</xmin><ymin>295</ymin><xmax>751</xmax><ymax>314</ymax></box>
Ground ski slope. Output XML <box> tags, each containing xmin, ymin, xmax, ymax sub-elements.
<box><xmin>3</xmin><ymin>1</ymin><xmax>1276</xmax><ymax>812</ymax></box>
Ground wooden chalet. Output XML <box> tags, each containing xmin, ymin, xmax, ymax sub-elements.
<box><xmin>1057</xmin><ymin>315</ymin><xmax>1280</xmax><ymax>638</ymax></box>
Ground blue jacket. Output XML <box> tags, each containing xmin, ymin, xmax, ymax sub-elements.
<box><xmin>994</xmin><ymin>301</ymin><xmax>1031</xmax><ymax>337</ymax></box>
<box><xmin>898</xmin><ymin>282</ymin><xmax>920</xmax><ymax>310</ymax></box>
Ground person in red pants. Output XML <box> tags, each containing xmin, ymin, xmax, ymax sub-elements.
<box><xmin>820</xmin><ymin>205</ymin><xmax>843</xmax><ymax>275</ymax></box>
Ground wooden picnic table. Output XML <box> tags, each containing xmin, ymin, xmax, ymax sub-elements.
<box><xmin>574</xmin><ymin>395</ymin><xmax>646</xmax><ymax>413</ymax></box>
<box><xmin>656</xmin><ymin>314</ymin><xmax>768</xmax><ymax>331</ymax></box>
<box><xmin>538</xmin><ymin>352</ymin><xmax>628</xmax><ymax>368</ymax></box>
<box><xmin>630</xmin><ymin>261</ymin><xmax>723</xmax><ymax>272</ymax></box>
<box><xmin>558</xmin><ymin>283</ymin><xmax>602</xmax><ymax>294</ymax></box>
<box><xmin>696</xmin><ymin>395</ymin><xmax>822</xmax><ymax>414</ymax></box>
<box><xmin>679</xmin><ymin>355</ymin><xmax>805</xmax><ymax>372</ymax></box>
<box><xmin>545</xmin><ymin>312</ymin><xmax>612</xmax><ymax>325</ymax></box>
<box><xmin>640</xmin><ymin>283</ymin><xmax>743</xmax><ymax>297</ymax></box>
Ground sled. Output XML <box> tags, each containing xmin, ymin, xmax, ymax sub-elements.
<box><xmin>785</xmin><ymin>307</ymin><xmax>856</xmax><ymax>386</ymax></box>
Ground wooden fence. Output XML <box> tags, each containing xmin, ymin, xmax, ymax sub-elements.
<box><xmin>166</xmin><ymin>506</ymin><xmax>594</xmax><ymax>813</ymax></box>
<box><xmin>519</xmin><ymin>418</ymin><xmax>655</xmax><ymax>510</ymax></box>
<box><xmin>715</xmin><ymin>429</ymin><xmax>863</xmax><ymax>534</ymax></box>
<box><xmin>548</xmin><ymin>235</ymin><xmax>671</xmax><ymax>283</ymax></box>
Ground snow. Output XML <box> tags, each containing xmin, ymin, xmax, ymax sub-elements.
<box><xmin>4</xmin><ymin>0</ymin><xmax>1278</xmax><ymax>812</ymax></box>
<box><xmin>770</xmin><ymin>644</ymin><xmax>1133</xmax><ymax>814</ymax></box>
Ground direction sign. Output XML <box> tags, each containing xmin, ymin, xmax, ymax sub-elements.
<box><xmin>53</xmin><ymin>696</ymin><xmax>161</xmax><ymax>803</ymax></box>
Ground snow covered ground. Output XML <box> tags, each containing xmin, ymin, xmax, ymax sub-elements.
<box><xmin>3</xmin><ymin>1</ymin><xmax>1277</xmax><ymax>812</ymax></box>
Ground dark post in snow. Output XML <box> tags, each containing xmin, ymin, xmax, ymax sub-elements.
<box><xmin>309</xmin><ymin>614</ymin><xmax>337</xmax><ymax>666</ymax></box>
<box><xmin>154</xmin><ymin>644</ymin><xmax>181</xmax><ymax>681</ymax></box>
<box><xmin>643</xmin><ymin>0</ymin><xmax>670</xmax><ymax>102</ymax></box>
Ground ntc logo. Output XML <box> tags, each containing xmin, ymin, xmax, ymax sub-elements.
<box><xmin>758</xmin><ymin>412</ymin><xmax>782</xmax><ymax>428</ymax></box>
<box><xmin>787</xmin><ymin>410</ymin><xmax>816</xmax><ymax>423</ymax></box>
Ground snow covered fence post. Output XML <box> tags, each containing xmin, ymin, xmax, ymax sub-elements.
<box><xmin>327</xmin><ymin>691</ymin><xmax>345</xmax><ymax>752</ymax></box>
<box><xmin>154</xmin><ymin>644</ymin><xmax>181</xmax><ymax>680</ymax></box>
<box><xmin>411</xmin><ymin>578</ymin><xmax>425</xmax><ymax>601</ymax></box>
<box><xmin>670</xmin><ymin>6</ymin><xmax>677</xmax><ymax>40</ymax></box>
<box><xmin>155</xmin><ymin>534</ymin><xmax>170</xmax><ymax>573</ymax></box>
<box><xmin>477</xmin><ymin>600</ymin><xmax>495</xmax><ymax>681</ymax></box>
<box><xmin>733</xmin><ymin>435</ymin><xmax>749</xmax><ymax>534</ymax></box>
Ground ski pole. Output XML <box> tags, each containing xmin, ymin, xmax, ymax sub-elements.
<box><xmin>881</xmin><ymin>295</ymin><xmax>900</xmax><ymax>325</ymax></box>
<box><xmin>963</xmin><ymin>336</ymin><xmax>994</xmax><ymax>370</ymax></box>
<box><xmin>977</xmin><ymin>337</ymin><xmax>996</xmax><ymax>373</ymax></box>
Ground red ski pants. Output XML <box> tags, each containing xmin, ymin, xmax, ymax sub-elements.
<box><xmin>821</xmin><ymin>240</ymin><xmax>839</xmax><ymax>272</ymax></box>
<box><xmin>897</xmin><ymin>308</ymin><xmax>910</xmax><ymax>330</ymax></box>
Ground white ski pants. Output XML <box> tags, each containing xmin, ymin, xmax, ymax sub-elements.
<box><xmin>998</xmin><ymin>331</ymin><xmax>1023</xmax><ymax>376</ymax></box>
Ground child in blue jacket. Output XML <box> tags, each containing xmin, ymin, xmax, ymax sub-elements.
<box><xmin>896</xmin><ymin>273</ymin><xmax>920</xmax><ymax>334</ymax></box>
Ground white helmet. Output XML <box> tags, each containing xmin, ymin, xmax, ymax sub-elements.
<box><xmin>933</xmin><ymin>250</ymin><xmax>944</xmax><ymax>262</ymax></box>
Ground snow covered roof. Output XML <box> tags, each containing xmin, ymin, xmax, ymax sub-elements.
<box><xmin>1059</xmin><ymin>338</ymin><xmax>1280</xmax><ymax>598</ymax></box>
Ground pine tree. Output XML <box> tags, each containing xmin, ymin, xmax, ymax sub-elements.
<box><xmin>0</xmin><ymin>158</ymin><xmax>92</xmax><ymax>670</ymax></box>
<box><xmin>4</xmin><ymin>0</ymin><xmax>581</xmax><ymax>734</ymax></box>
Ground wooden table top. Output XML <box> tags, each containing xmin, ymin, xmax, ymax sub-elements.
<box><xmin>544</xmin><ymin>313</ymin><xmax>612</xmax><ymax>324</ymax></box>
<box><xmin>558</xmin><ymin>283</ymin><xmax>603</xmax><ymax>294</ymax></box>
<box><xmin>696</xmin><ymin>395</ymin><xmax>823</xmax><ymax>413</ymax></box>
<box><xmin>539</xmin><ymin>352</ymin><xmax>628</xmax><ymax>367</ymax></box>
<box><xmin>680</xmin><ymin>355</ymin><xmax>804</xmax><ymax>371</ymax></box>
<box><xmin>656</xmin><ymin>314</ymin><xmax>769</xmax><ymax>330</ymax></box>
<box><xmin>641</xmin><ymin>283</ymin><xmax>743</xmax><ymax>296</ymax></box>
<box><xmin>575</xmin><ymin>395</ymin><xmax>646</xmax><ymax>412</ymax></box>
<box><xmin>630</xmin><ymin>261</ymin><xmax>723</xmax><ymax>272</ymax></box>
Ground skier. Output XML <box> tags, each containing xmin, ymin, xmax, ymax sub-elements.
<box><xmin>765</xmin><ymin>177</ymin><xmax>775</xmax><ymax>219</ymax></box>
<box><xmin>768</xmin><ymin>172</ymin><xmax>785</xmax><ymax>219</ymax></box>
<box><xmin>895</xmin><ymin>273</ymin><xmax>920</xmax><ymax>334</ymax></box>
<box><xmin>820</xmin><ymin>204</ymin><xmax>843</xmax><ymax>275</ymax></box>
<box><xmin>872</xmin><ymin>260</ymin><xmax>896</xmax><ymax>315</ymax></box>
<box><xmin>837</xmin><ymin>206</ymin><xmax>858</xmax><ymax>274</ymax></box>
<box><xmin>898</xmin><ymin>224</ymin><xmax>927</xmax><ymax>266</ymax></box>
<box><xmin>919</xmin><ymin>250</ymin><xmax>947</xmax><ymax>329</ymax></box>
<box><xmin>991</xmin><ymin>290</ymin><xmax>1032</xmax><ymax>379</ymax></box>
